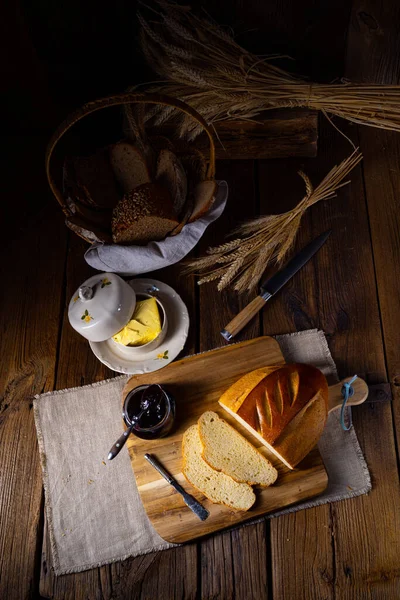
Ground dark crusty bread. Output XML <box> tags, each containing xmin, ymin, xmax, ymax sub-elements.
<box><xmin>188</xmin><ymin>180</ymin><xmax>218</xmax><ymax>222</ymax></box>
<box><xmin>219</xmin><ymin>364</ymin><xmax>329</xmax><ymax>470</ymax></box>
<box><xmin>72</xmin><ymin>150</ymin><xmax>121</xmax><ymax>210</ymax></box>
<box><xmin>109</xmin><ymin>141</ymin><xmax>151</xmax><ymax>194</ymax></box>
<box><xmin>111</xmin><ymin>183</ymin><xmax>178</xmax><ymax>245</ymax></box>
<box><xmin>156</xmin><ymin>149</ymin><xmax>188</xmax><ymax>216</ymax></box>
<box><xmin>178</xmin><ymin>149</ymin><xmax>207</xmax><ymax>185</ymax></box>
<box><xmin>169</xmin><ymin>195</ymin><xmax>194</xmax><ymax>236</ymax></box>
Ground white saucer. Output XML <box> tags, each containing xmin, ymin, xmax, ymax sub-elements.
<box><xmin>89</xmin><ymin>278</ymin><xmax>190</xmax><ymax>374</ymax></box>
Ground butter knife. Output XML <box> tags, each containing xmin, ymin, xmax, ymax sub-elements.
<box><xmin>144</xmin><ymin>453</ymin><xmax>209</xmax><ymax>521</ymax></box>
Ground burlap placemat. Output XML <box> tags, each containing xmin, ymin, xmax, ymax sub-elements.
<box><xmin>34</xmin><ymin>329</ymin><xmax>371</xmax><ymax>576</ymax></box>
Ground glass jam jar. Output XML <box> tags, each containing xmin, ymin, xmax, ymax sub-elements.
<box><xmin>122</xmin><ymin>384</ymin><xmax>175</xmax><ymax>440</ymax></box>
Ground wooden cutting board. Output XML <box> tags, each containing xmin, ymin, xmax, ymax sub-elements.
<box><xmin>123</xmin><ymin>337</ymin><xmax>365</xmax><ymax>544</ymax></box>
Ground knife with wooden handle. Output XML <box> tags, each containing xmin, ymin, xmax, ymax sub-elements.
<box><xmin>221</xmin><ymin>230</ymin><xmax>331</xmax><ymax>341</ymax></box>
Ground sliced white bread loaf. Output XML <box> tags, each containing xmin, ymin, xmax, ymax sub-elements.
<box><xmin>198</xmin><ymin>412</ymin><xmax>278</xmax><ymax>486</ymax></box>
<box><xmin>109</xmin><ymin>141</ymin><xmax>151</xmax><ymax>193</ymax></box>
<box><xmin>111</xmin><ymin>183</ymin><xmax>178</xmax><ymax>245</ymax></box>
<box><xmin>189</xmin><ymin>180</ymin><xmax>218</xmax><ymax>222</ymax></box>
<box><xmin>156</xmin><ymin>149</ymin><xmax>188</xmax><ymax>216</ymax></box>
<box><xmin>182</xmin><ymin>425</ymin><xmax>255</xmax><ymax>511</ymax></box>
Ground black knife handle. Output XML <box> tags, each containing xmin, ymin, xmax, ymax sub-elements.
<box><xmin>221</xmin><ymin>295</ymin><xmax>268</xmax><ymax>341</ymax></box>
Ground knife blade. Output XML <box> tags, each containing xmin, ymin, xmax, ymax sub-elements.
<box><xmin>144</xmin><ymin>453</ymin><xmax>209</xmax><ymax>521</ymax></box>
<box><xmin>221</xmin><ymin>230</ymin><xmax>331</xmax><ymax>341</ymax></box>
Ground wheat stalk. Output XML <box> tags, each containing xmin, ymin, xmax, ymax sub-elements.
<box><xmin>137</xmin><ymin>2</ymin><xmax>400</xmax><ymax>138</ymax></box>
<box><xmin>185</xmin><ymin>149</ymin><xmax>363</xmax><ymax>293</ymax></box>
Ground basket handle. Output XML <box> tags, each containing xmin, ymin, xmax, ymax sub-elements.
<box><xmin>45</xmin><ymin>92</ymin><xmax>217</xmax><ymax>217</ymax></box>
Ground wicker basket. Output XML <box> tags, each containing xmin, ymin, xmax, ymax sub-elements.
<box><xmin>45</xmin><ymin>92</ymin><xmax>216</xmax><ymax>244</ymax></box>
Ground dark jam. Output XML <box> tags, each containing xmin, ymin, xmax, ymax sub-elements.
<box><xmin>123</xmin><ymin>384</ymin><xmax>175</xmax><ymax>440</ymax></box>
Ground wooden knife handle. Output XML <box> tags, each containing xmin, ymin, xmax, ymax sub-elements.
<box><xmin>221</xmin><ymin>296</ymin><xmax>267</xmax><ymax>341</ymax></box>
<box><xmin>328</xmin><ymin>377</ymin><xmax>369</xmax><ymax>413</ymax></box>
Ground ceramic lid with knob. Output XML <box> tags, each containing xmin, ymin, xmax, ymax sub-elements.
<box><xmin>68</xmin><ymin>273</ymin><xmax>136</xmax><ymax>342</ymax></box>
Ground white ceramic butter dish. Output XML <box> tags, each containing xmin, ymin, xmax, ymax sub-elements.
<box><xmin>68</xmin><ymin>273</ymin><xmax>136</xmax><ymax>342</ymax></box>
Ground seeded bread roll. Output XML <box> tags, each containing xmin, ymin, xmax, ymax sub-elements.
<box><xmin>198</xmin><ymin>411</ymin><xmax>278</xmax><ymax>487</ymax></box>
<box><xmin>109</xmin><ymin>141</ymin><xmax>151</xmax><ymax>193</ymax></box>
<box><xmin>112</xmin><ymin>183</ymin><xmax>178</xmax><ymax>245</ymax></box>
<box><xmin>182</xmin><ymin>425</ymin><xmax>255</xmax><ymax>511</ymax></box>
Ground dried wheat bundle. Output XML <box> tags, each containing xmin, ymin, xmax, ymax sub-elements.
<box><xmin>185</xmin><ymin>150</ymin><xmax>362</xmax><ymax>293</ymax></box>
<box><xmin>138</xmin><ymin>2</ymin><xmax>400</xmax><ymax>138</ymax></box>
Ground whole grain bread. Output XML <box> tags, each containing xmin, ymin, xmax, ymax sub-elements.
<box><xmin>156</xmin><ymin>149</ymin><xmax>188</xmax><ymax>216</ymax></box>
<box><xmin>111</xmin><ymin>182</ymin><xmax>178</xmax><ymax>245</ymax></box>
<box><xmin>109</xmin><ymin>141</ymin><xmax>151</xmax><ymax>193</ymax></box>
<box><xmin>182</xmin><ymin>425</ymin><xmax>255</xmax><ymax>511</ymax></box>
<box><xmin>198</xmin><ymin>411</ymin><xmax>278</xmax><ymax>487</ymax></box>
<box><xmin>188</xmin><ymin>180</ymin><xmax>218</xmax><ymax>222</ymax></box>
<box><xmin>219</xmin><ymin>364</ymin><xmax>329</xmax><ymax>470</ymax></box>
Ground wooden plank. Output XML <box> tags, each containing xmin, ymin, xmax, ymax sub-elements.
<box><xmin>276</xmin><ymin>117</ymin><xmax>400</xmax><ymax>599</ymax></box>
<box><xmin>0</xmin><ymin>200</ymin><xmax>67</xmax><ymax>600</ymax></box>
<box><xmin>197</xmin><ymin>160</ymin><xmax>271</xmax><ymax>600</ymax></box>
<box><xmin>328</xmin><ymin>1</ymin><xmax>400</xmax><ymax>597</ymax></box>
<box><xmin>258</xmin><ymin>119</ymin><xmax>398</xmax><ymax>599</ymax></box>
<box><xmin>346</xmin><ymin>0</ymin><xmax>400</xmax><ymax>452</ymax></box>
<box><xmin>154</xmin><ymin>109</ymin><xmax>318</xmax><ymax>160</ymax></box>
<box><xmin>258</xmin><ymin>152</ymin><xmax>334</xmax><ymax>600</ymax></box>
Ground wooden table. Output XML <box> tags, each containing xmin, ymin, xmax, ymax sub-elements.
<box><xmin>2</xmin><ymin>0</ymin><xmax>400</xmax><ymax>598</ymax></box>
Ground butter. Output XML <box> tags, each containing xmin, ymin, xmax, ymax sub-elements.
<box><xmin>113</xmin><ymin>297</ymin><xmax>162</xmax><ymax>346</ymax></box>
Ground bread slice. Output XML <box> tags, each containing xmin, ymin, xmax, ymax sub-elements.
<box><xmin>109</xmin><ymin>141</ymin><xmax>151</xmax><ymax>194</ymax></box>
<box><xmin>219</xmin><ymin>364</ymin><xmax>329</xmax><ymax>470</ymax></box>
<box><xmin>112</xmin><ymin>183</ymin><xmax>178</xmax><ymax>245</ymax></box>
<box><xmin>178</xmin><ymin>149</ymin><xmax>207</xmax><ymax>184</ymax></box>
<box><xmin>188</xmin><ymin>180</ymin><xmax>218</xmax><ymax>222</ymax></box>
<box><xmin>198</xmin><ymin>411</ymin><xmax>278</xmax><ymax>486</ymax></box>
<box><xmin>156</xmin><ymin>149</ymin><xmax>188</xmax><ymax>216</ymax></box>
<box><xmin>182</xmin><ymin>425</ymin><xmax>255</xmax><ymax>511</ymax></box>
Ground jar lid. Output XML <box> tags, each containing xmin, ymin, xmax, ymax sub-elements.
<box><xmin>68</xmin><ymin>273</ymin><xmax>136</xmax><ymax>342</ymax></box>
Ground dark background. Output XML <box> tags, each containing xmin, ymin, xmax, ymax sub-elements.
<box><xmin>2</xmin><ymin>0</ymin><xmax>352</xmax><ymax>238</ymax></box>
<box><xmin>4</xmin><ymin>0</ymin><xmax>350</xmax><ymax>133</ymax></box>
